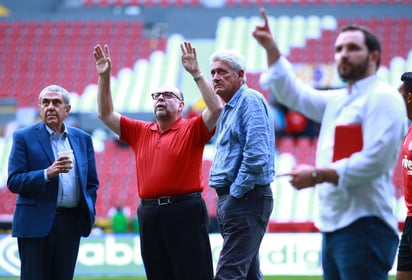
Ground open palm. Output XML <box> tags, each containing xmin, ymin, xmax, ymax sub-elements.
<box><xmin>181</xmin><ymin>41</ymin><xmax>199</xmax><ymax>75</ymax></box>
<box><xmin>93</xmin><ymin>44</ymin><xmax>111</xmax><ymax>76</ymax></box>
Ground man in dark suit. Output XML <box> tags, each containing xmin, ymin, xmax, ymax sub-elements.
<box><xmin>7</xmin><ymin>84</ymin><xmax>99</xmax><ymax>280</ymax></box>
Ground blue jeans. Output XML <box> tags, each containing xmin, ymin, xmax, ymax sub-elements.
<box><xmin>215</xmin><ymin>186</ymin><xmax>273</xmax><ymax>280</ymax></box>
<box><xmin>322</xmin><ymin>216</ymin><xmax>399</xmax><ymax>280</ymax></box>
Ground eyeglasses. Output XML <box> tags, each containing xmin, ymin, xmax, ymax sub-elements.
<box><xmin>151</xmin><ymin>91</ymin><xmax>182</xmax><ymax>101</ymax></box>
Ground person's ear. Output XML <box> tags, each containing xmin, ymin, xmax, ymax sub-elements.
<box><xmin>238</xmin><ymin>69</ymin><xmax>245</xmax><ymax>82</ymax></box>
<box><xmin>408</xmin><ymin>92</ymin><xmax>412</xmax><ymax>104</ymax></box>
<box><xmin>178</xmin><ymin>101</ymin><xmax>184</xmax><ymax>112</ymax></box>
<box><xmin>65</xmin><ymin>104</ymin><xmax>72</xmax><ymax>114</ymax></box>
<box><xmin>370</xmin><ymin>50</ymin><xmax>380</xmax><ymax>68</ymax></box>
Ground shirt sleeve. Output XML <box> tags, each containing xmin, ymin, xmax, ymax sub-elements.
<box><xmin>44</xmin><ymin>169</ymin><xmax>49</xmax><ymax>182</ymax></box>
<box><xmin>260</xmin><ymin>56</ymin><xmax>328</xmax><ymax>123</ymax></box>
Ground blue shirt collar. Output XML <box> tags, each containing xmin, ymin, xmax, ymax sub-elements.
<box><xmin>226</xmin><ymin>84</ymin><xmax>248</xmax><ymax>108</ymax></box>
<box><xmin>45</xmin><ymin>123</ymin><xmax>69</xmax><ymax>139</ymax></box>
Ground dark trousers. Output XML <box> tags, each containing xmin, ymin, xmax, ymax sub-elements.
<box><xmin>215</xmin><ymin>186</ymin><xmax>273</xmax><ymax>280</ymax></box>
<box><xmin>138</xmin><ymin>193</ymin><xmax>214</xmax><ymax>280</ymax></box>
<box><xmin>18</xmin><ymin>210</ymin><xmax>81</xmax><ymax>280</ymax></box>
<box><xmin>398</xmin><ymin>216</ymin><xmax>412</xmax><ymax>271</ymax></box>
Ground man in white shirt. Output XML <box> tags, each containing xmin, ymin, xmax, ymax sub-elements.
<box><xmin>253</xmin><ymin>8</ymin><xmax>407</xmax><ymax>280</ymax></box>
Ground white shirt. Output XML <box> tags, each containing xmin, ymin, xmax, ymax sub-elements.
<box><xmin>261</xmin><ymin>57</ymin><xmax>408</xmax><ymax>233</ymax></box>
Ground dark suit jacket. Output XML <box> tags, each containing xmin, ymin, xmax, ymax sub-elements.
<box><xmin>7</xmin><ymin>121</ymin><xmax>99</xmax><ymax>238</ymax></box>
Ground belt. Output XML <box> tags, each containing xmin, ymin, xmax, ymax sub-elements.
<box><xmin>215</xmin><ymin>184</ymin><xmax>270</xmax><ymax>197</ymax></box>
<box><xmin>55</xmin><ymin>207</ymin><xmax>78</xmax><ymax>215</ymax></box>
<box><xmin>141</xmin><ymin>192</ymin><xmax>201</xmax><ymax>206</ymax></box>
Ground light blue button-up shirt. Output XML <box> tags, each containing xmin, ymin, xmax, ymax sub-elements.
<box><xmin>209</xmin><ymin>85</ymin><xmax>276</xmax><ymax>198</ymax></box>
<box><xmin>45</xmin><ymin>124</ymin><xmax>79</xmax><ymax>208</ymax></box>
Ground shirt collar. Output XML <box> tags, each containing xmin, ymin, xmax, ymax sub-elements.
<box><xmin>45</xmin><ymin>123</ymin><xmax>69</xmax><ymax>139</ymax></box>
<box><xmin>150</xmin><ymin>117</ymin><xmax>184</xmax><ymax>132</ymax></box>
<box><xmin>226</xmin><ymin>84</ymin><xmax>248</xmax><ymax>108</ymax></box>
<box><xmin>350</xmin><ymin>75</ymin><xmax>378</xmax><ymax>96</ymax></box>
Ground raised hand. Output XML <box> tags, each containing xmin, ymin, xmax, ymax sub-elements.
<box><xmin>93</xmin><ymin>44</ymin><xmax>111</xmax><ymax>77</ymax></box>
<box><xmin>252</xmin><ymin>9</ymin><xmax>273</xmax><ymax>46</ymax></box>
<box><xmin>252</xmin><ymin>8</ymin><xmax>281</xmax><ymax>65</ymax></box>
<box><xmin>181</xmin><ymin>41</ymin><xmax>200</xmax><ymax>76</ymax></box>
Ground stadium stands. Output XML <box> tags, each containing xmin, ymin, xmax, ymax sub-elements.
<box><xmin>0</xmin><ymin>21</ymin><xmax>167</xmax><ymax>108</ymax></box>
<box><xmin>224</xmin><ymin>0</ymin><xmax>411</xmax><ymax>5</ymax></box>
<box><xmin>80</xmin><ymin>0</ymin><xmax>411</xmax><ymax>6</ymax></box>
<box><xmin>1</xmin><ymin>16</ymin><xmax>411</xmax><ymax>112</ymax></box>
<box><xmin>215</xmin><ymin>15</ymin><xmax>411</xmax><ymax>76</ymax></box>
<box><xmin>83</xmin><ymin>0</ymin><xmax>201</xmax><ymax>7</ymax></box>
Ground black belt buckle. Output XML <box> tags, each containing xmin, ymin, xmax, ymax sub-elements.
<box><xmin>157</xmin><ymin>196</ymin><xmax>172</xmax><ymax>205</ymax></box>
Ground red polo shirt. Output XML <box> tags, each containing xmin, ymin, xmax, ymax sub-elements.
<box><xmin>402</xmin><ymin>125</ymin><xmax>412</xmax><ymax>217</ymax></box>
<box><xmin>120</xmin><ymin>115</ymin><xmax>214</xmax><ymax>199</ymax></box>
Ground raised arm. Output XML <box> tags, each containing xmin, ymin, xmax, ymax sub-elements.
<box><xmin>181</xmin><ymin>41</ymin><xmax>223</xmax><ymax>132</ymax></box>
<box><xmin>93</xmin><ymin>44</ymin><xmax>121</xmax><ymax>135</ymax></box>
<box><xmin>252</xmin><ymin>8</ymin><xmax>282</xmax><ymax>67</ymax></box>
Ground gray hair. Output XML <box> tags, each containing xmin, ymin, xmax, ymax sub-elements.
<box><xmin>209</xmin><ymin>49</ymin><xmax>247</xmax><ymax>84</ymax></box>
<box><xmin>38</xmin><ymin>85</ymin><xmax>71</xmax><ymax>105</ymax></box>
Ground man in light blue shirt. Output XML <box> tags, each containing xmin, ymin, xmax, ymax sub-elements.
<box><xmin>208</xmin><ymin>49</ymin><xmax>275</xmax><ymax>280</ymax></box>
<box><xmin>253</xmin><ymin>8</ymin><xmax>407</xmax><ymax>280</ymax></box>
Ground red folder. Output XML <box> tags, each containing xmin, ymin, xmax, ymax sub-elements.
<box><xmin>332</xmin><ymin>124</ymin><xmax>363</xmax><ymax>162</ymax></box>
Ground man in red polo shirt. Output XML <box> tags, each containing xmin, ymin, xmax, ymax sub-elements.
<box><xmin>93</xmin><ymin>41</ymin><xmax>223</xmax><ymax>280</ymax></box>
<box><xmin>396</xmin><ymin>72</ymin><xmax>412</xmax><ymax>280</ymax></box>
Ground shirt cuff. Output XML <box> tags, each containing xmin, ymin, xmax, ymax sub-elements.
<box><xmin>44</xmin><ymin>169</ymin><xmax>49</xmax><ymax>182</ymax></box>
<box><xmin>330</xmin><ymin>160</ymin><xmax>346</xmax><ymax>187</ymax></box>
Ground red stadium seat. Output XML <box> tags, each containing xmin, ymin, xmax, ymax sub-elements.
<box><xmin>0</xmin><ymin>21</ymin><xmax>167</xmax><ymax>107</ymax></box>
